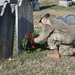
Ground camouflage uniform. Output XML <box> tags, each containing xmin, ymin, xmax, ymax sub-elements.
<box><xmin>34</xmin><ymin>18</ymin><xmax>75</xmax><ymax>55</ymax></box>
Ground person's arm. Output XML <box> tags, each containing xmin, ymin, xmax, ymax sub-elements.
<box><xmin>34</xmin><ymin>24</ymin><xmax>53</xmax><ymax>43</ymax></box>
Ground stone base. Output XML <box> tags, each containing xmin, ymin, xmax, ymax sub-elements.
<box><xmin>59</xmin><ymin>1</ymin><xmax>72</xmax><ymax>7</ymax></box>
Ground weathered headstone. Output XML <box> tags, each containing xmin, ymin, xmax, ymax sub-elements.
<box><xmin>59</xmin><ymin>0</ymin><xmax>72</xmax><ymax>7</ymax></box>
<box><xmin>55</xmin><ymin>16</ymin><xmax>66</xmax><ymax>23</ymax></box>
<box><xmin>64</xmin><ymin>14</ymin><xmax>75</xmax><ymax>25</ymax></box>
<box><xmin>17</xmin><ymin>0</ymin><xmax>33</xmax><ymax>53</ymax></box>
<box><xmin>55</xmin><ymin>14</ymin><xmax>75</xmax><ymax>25</ymax></box>
<box><xmin>0</xmin><ymin>3</ymin><xmax>15</xmax><ymax>60</ymax></box>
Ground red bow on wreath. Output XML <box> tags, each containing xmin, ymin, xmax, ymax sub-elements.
<box><xmin>28</xmin><ymin>34</ymin><xmax>35</xmax><ymax>49</ymax></box>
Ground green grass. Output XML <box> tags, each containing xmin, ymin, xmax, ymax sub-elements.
<box><xmin>50</xmin><ymin>5</ymin><xmax>75</xmax><ymax>11</ymax></box>
<box><xmin>0</xmin><ymin>50</ymin><xmax>75</xmax><ymax>75</ymax></box>
<box><xmin>40</xmin><ymin>0</ymin><xmax>75</xmax><ymax>11</ymax></box>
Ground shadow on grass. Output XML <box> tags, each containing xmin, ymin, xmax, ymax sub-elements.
<box><xmin>36</xmin><ymin>42</ymin><xmax>50</xmax><ymax>51</ymax></box>
<box><xmin>67</xmin><ymin>54</ymin><xmax>75</xmax><ymax>57</ymax></box>
<box><xmin>40</xmin><ymin>5</ymin><xmax>56</xmax><ymax>10</ymax></box>
<box><xmin>25</xmin><ymin>41</ymin><xmax>50</xmax><ymax>52</ymax></box>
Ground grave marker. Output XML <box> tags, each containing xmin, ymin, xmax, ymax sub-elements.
<box><xmin>64</xmin><ymin>14</ymin><xmax>75</xmax><ymax>25</ymax></box>
<box><xmin>55</xmin><ymin>16</ymin><xmax>66</xmax><ymax>23</ymax></box>
<box><xmin>0</xmin><ymin>3</ymin><xmax>15</xmax><ymax>60</ymax></box>
<box><xmin>17</xmin><ymin>0</ymin><xmax>33</xmax><ymax>53</ymax></box>
<box><xmin>55</xmin><ymin>14</ymin><xmax>75</xmax><ymax>25</ymax></box>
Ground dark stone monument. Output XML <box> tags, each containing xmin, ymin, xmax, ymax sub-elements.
<box><xmin>17</xmin><ymin>0</ymin><xmax>33</xmax><ymax>53</ymax></box>
<box><xmin>0</xmin><ymin>3</ymin><xmax>15</xmax><ymax>60</ymax></box>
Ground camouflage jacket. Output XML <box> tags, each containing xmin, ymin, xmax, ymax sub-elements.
<box><xmin>34</xmin><ymin>18</ymin><xmax>75</xmax><ymax>43</ymax></box>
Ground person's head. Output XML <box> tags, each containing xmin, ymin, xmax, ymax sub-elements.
<box><xmin>39</xmin><ymin>11</ymin><xmax>50</xmax><ymax>25</ymax></box>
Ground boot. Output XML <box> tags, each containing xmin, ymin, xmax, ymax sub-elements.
<box><xmin>47</xmin><ymin>50</ymin><xmax>60</xmax><ymax>58</ymax></box>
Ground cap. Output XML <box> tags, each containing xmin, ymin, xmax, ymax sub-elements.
<box><xmin>39</xmin><ymin>11</ymin><xmax>50</xmax><ymax>22</ymax></box>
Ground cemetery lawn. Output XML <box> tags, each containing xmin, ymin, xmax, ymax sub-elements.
<box><xmin>0</xmin><ymin>0</ymin><xmax>75</xmax><ymax>75</ymax></box>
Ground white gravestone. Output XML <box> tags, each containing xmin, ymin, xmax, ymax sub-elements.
<box><xmin>59</xmin><ymin>0</ymin><xmax>72</xmax><ymax>7</ymax></box>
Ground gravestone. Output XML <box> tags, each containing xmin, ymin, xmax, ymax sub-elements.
<box><xmin>59</xmin><ymin>0</ymin><xmax>72</xmax><ymax>7</ymax></box>
<box><xmin>0</xmin><ymin>0</ymin><xmax>17</xmax><ymax>13</ymax></box>
<box><xmin>64</xmin><ymin>14</ymin><xmax>75</xmax><ymax>25</ymax></box>
<box><xmin>31</xmin><ymin>0</ymin><xmax>40</xmax><ymax>11</ymax></box>
<box><xmin>0</xmin><ymin>3</ymin><xmax>15</xmax><ymax>60</ymax></box>
<box><xmin>55</xmin><ymin>14</ymin><xmax>75</xmax><ymax>25</ymax></box>
<box><xmin>55</xmin><ymin>16</ymin><xmax>66</xmax><ymax>23</ymax></box>
<box><xmin>17</xmin><ymin>0</ymin><xmax>33</xmax><ymax>53</ymax></box>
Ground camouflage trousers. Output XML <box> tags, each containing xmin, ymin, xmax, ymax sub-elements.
<box><xmin>47</xmin><ymin>30</ymin><xmax>74</xmax><ymax>55</ymax></box>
